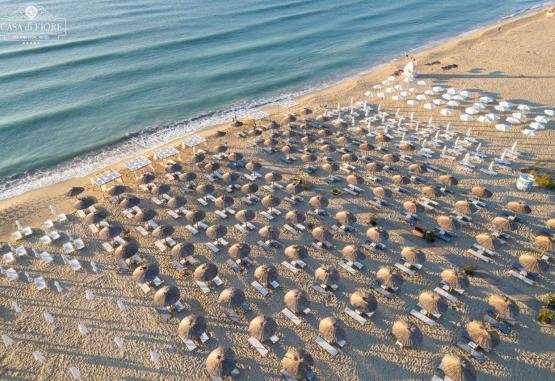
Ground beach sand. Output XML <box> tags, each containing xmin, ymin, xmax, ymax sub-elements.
<box><xmin>1</xmin><ymin>6</ymin><xmax>554</xmax><ymax>381</ymax></box>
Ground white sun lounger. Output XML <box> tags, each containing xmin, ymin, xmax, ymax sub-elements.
<box><xmin>248</xmin><ymin>336</ymin><xmax>269</xmax><ymax>357</ymax></box>
<box><xmin>251</xmin><ymin>280</ymin><xmax>269</xmax><ymax>296</ymax></box>
<box><xmin>410</xmin><ymin>309</ymin><xmax>436</xmax><ymax>326</ymax></box>
<box><xmin>509</xmin><ymin>270</ymin><xmax>534</xmax><ymax>285</ymax></box>
<box><xmin>281</xmin><ymin>308</ymin><xmax>302</xmax><ymax>325</ymax></box>
<box><xmin>344</xmin><ymin>307</ymin><xmax>367</xmax><ymax>325</ymax></box>
<box><xmin>34</xmin><ymin>276</ymin><xmax>47</xmax><ymax>290</ymax></box>
<box><xmin>434</xmin><ymin>287</ymin><xmax>458</xmax><ymax>303</ymax></box>
<box><xmin>316</xmin><ymin>336</ymin><xmax>338</xmax><ymax>357</ymax></box>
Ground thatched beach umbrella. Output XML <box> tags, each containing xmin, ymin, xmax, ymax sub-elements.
<box><xmin>246</xmin><ymin>161</ymin><xmax>261</xmax><ymax>172</ymax></box>
<box><xmin>106</xmin><ymin>185</ymin><xmax>126</xmax><ymax>196</ymax></box>
<box><xmin>546</xmin><ymin>218</ymin><xmax>555</xmax><ymax>229</ymax></box>
<box><xmin>206</xmin><ymin>224</ymin><xmax>227</xmax><ymax>240</ymax></box>
<box><xmin>285</xmin><ymin>211</ymin><xmax>305</xmax><ymax>226</ymax></box>
<box><xmin>138</xmin><ymin>172</ymin><xmax>155</xmax><ymax>184</ymax></box>
<box><xmin>186</xmin><ymin>210</ymin><xmax>205</xmax><ymax>224</ymax></box>
<box><xmin>222</xmin><ymin>171</ymin><xmax>239</xmax><ymax>184</ymax></box>
<box><xmin>393</xmin><ymin>175</ymin><xmax>410</xmax><ymax>185</ymax></box>
<box><xmin>312</xmin><ymin>227</ymin><xmax>332</xmax><ymax>243</ymax></box>
<box><xmin>74</xmin><ymin>196</ymin><xmax>96</xmax><ymax>210</ymax></box>
<box><xmin>153</xmin><ymin>285</ymin><xmax>180</xmax><ymax>307</ymax></box>
<box><xmin>286</xmin><ymin>182</ymin><xmax>303</xmax><ymax>196</ymax></box>
<box><xmin>519</xmin><ymin>254</ymin><xmax>548</xmax><ymax>273</ymax></box>
<box><xmin>535</xmin><ymin>235</ymin><xmax>554</xmax><ymax>252</ymax></box>
<box><xmin>321</xmin><ymin>144</ymin><xmax>336</xmax><ymax>154</ymax></box>
<box><xmin>284</xmin><ymin>289</ymin><xmax>310</xmax><ymax>313</ymax></box>
<box><xmin>214</xmin><ymin>196</ymin><xmax>234</xmax><ymax>210</ymax></box>
<box><xmin>366</xmin><ymin>227</ymin><xmax>388</xmax><ymax>243</ymax></box>
<box><xmin>265</xmin><ymin>172</ymin><xmax>283</xmax><ymax>184</ymax></box>
<box><xmin>404</xmin><ymin>200</ymin><xmax>424</xmax><ymax>214</ymax></box>
<box><xmin>492</xmin><ymin>216</ymin><xmax>515</xmax><ymax>231</ymax></box>
<box><xmin>422</xmin><ymin>185</ymin><xmax>441</xmax><ymax>198</ymax></box>
<box><xmin>399</xmin><ymin>142</ymin><xmax>415</xmax><ymax>152</ymax></box>
<box><xmin>66</xmin><ymin>186</ymin><xmax>84</xmax><ymax>197</ymax></box>
<box><xmin>383</xmin><ymin>153</ymin><xmax>399</xmax><ymax>163</ymax></box>
<box><xmin>259</xmin><ymin>225</ymin><xmax>279</xmax><ymax>241</ymax></box>
<box><xmin>193</xmin><ymin>152</ymin><xmax>205</xmax><ymax>163</ymax></box>
<box><xmin>196</xmin><ymin>183</ymin><xmax>214</xmax><ymax>196</ymax></box>
<box><xmin>249</xmin><ymin>315</ymin><xmax>277</xmax><ymax>342</ymax></box>
<box><xmin>342</xmin><ymin>245</ymin><xmax>365</xmax><ymax>263</ymax></box>
<box><xmin>281</xmin><ymin>348</ymin><xmax>314</xmax><ymax>379</ymax></box>
<box><xmin>218</xmin><ymin>288</ymin><xmax>246</xmax><ymax>311</ymax></box>
<box><xmin>409</xmin><ymin>163</ymin><xmax>427</xmax><ymax>174</ymax></box>
<box><xmin>285</xmin><ymin>245</ymin><xmax>308</xmax><ymax>261</ymax></box>
<box><xmin>166</xmin><ymin>162</ymin><xmax>183</xmax><ymax>173</ymax></box>
<box><xmin>401</xmin><ymin>247</ymin><xmax>426</xmax><ymax>265</ymax></box>
<box><xmin>302</xmin><ymin>153</ymin><xmax>317</xmax><ymax>163</ymax></box>
<box><xmin>419</xmin><ymin>291</ymin><xmax>448</xmax><ymax>315</ymax></box>
<box><xmin>99</xmin><ymin>225</ymin><xmax>123</xmax><ymax>240</ymax></box>
<box><xmin>152</xmin><ymin>225</ymin><xmax>174</xmax><ymax>238</ymax></box>
<box><xmin>228</xmin><ymin>243</ymin><xmax>251</xmax><ymax>260</ymax></box>
<box><xmin>206</xmin><ymin>347</ymin><xmax>236</xmax><ymax>378</ymax></box>
<box><xmin>254</xmin><ymin>264</ymin><xmax>278</xmax><ymax>287</ymax></box>
<box><xmin>309</xmin><ymin>195</ymin><xmax>329</xmax><ymax>210</ymax></box>
<box><xmin>171</xmin><ymin>242</ymin><xmax>194</xmax><ymax>260</ymax></box>
<box><xmin>440</xmin><ymin>354</ymin><xmax>476</xmax><ymax>381</ymax></box>
<box><xmin>376</xmin><ymin>134</ymin><xmax>391</xmax><ymax>143</ymax></box>
<box><xmin>178</xmin><ymin>314</ymin><xmax>207</xmax><ymax>340</ymax></box>
<box><xmin>315</xmin><ymin>266</ymin><xmax>339</xmax><ymax>286</ymax></box>
<box><xmin>336</xmin><ymin>211</ymin><xmax>356</xmax><ymax>226</ymax></box>
<box><xmin>241</xmin><ymin>183</ymin><xmax>259</xmax><ymax>197</ymax></box>
<box><xmin>151</xmin><ymin>184</ymin><xmax>170</xmax><ymax>196</ymax></box>
<box><xmin>261</xmin><ymin>195</ymin><xmax>281</xmax><ymax>212</ymax></box>
<box><xmin>319</xmin><ymin>317</ymin><xmax>346</xmax><ymax>344</ymax></box>
<box><xmin>322</xmin><ymin>162</ymin><xmax>339</xmax><ymax>173</ymax></box>
<box><xmin>466</xmin><ymin>321</ymin><xmax>499</xmax><ymax>351</ymax></box>
<box><xmin>392</xmin><ymin>320</ymin><xmax>422</xmax><ymax>348</ymax></box>
<box><xmin>377</xmin><ymin>267</ymin><xmax>403</xmax><ymax>289</ymax></box>
<box><xmin>373</xmin><ymin>186</ymin><xmax>392</xmax><ymax>199</ymax></box>
<box><xmin>341</xmin><ymin>153</ymin><xmax>357</xmax><ymax>163</ymax></box>
<box><xmin>132</xmin><ymin>262</ymin><xmax>159</xmax><ymax>284</ymax></box>
<box><xmin>347</xmin><ymin>174</ymin><xmax>364</xmax><ymax>186</ymax></box>
<box><xmin>471</xmin><ymin>186</ymin><xmax>492</xmax><ymax>199</ymax></box>
<box><xmin>179</xmin><ymin>172</ymin><xmax>197</xmax><ymax>182</ymax></box>
<box><xmin>350</xmin><ymin>290</ymin><xmax>377</xmax><ymax>314</ymax></box>
<box><xmin>115</xmin><ymin>240</ymin><xmax>139</xmax><ymax>260</ymax></box>
<box><xmin>437</xmin><ymin>215</ymin><xmax>460</xmax><ymax>231</ymax></box>
<box><xmin>366</xmin><ymin>161</ymin><xmax>383</xmax><ymax>172</ymax></box>
<box><xmin>84</xmin><ymin>210</ymin><xmax>108</xmax><ymax>224</ymax></box>
<box><xmin>441</xmin><ymin>269</ymin><xmax>469</xmax><ymax>290</ymax></box>
<box><xmin>194</xmin><ymin>263</ymin><xmax>218</xmax><ymax>283</ymax></box>
<box><xmin>439</xmin><ymin>175</ymin><xmax>459</xmax><ymax>187</ymax></box>
<box><xmin>227</xmin><ymin>151</ymin><xmax>243</xmax><ymax>162</ymax></box>
<box><xmin>167</xmin><ymin>196</ymin><xmax>186</xmax><ymax>209</ymax></box>
<box><xmin>488</xmin><ymin>294</ymin><xmax>519</xmax><ymax>320</ymax></box>
<box><xmin>134</xmin><ymin>209</ymin><xmax>156</xmax><ymax>222</ymax></box>
<box><xmin>119</xmin><ymin>194</ymin><xmax>140</xmax><ymax>208</ymax></box>
<box><xmin>506</xmin><ymin>201</ymin><xmax>531</xmax><ymax>214</ymax></box>
<box><xmin>236</xmin><ymin>209</ymin><xmax>255</xmax><ymax>223</ymax></box>
<box><xmin>476</xmin><ymin>233</ymin><xmax>497</xmax><ymax>251</ymax></box>
<box><xmin>359</xmin><ymin>142</ymin><xmax>374</xmax><ymax>151</ymax></box>
<box><xmin>454</xmin><ymin>200</ymin><xmax>476</xmax><ymax>215</ymax></box>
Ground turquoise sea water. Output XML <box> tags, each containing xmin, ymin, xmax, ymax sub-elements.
<box><xmin>0</xmin><ymin>0</ymin><xmax>549</xmax><ymax>198</ymax></box>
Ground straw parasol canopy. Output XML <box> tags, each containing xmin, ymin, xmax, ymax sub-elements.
<box><xmin>336</xmin><ymin>211</ymin><xmax>356</xmax><ymax>226</ymax></box>
<box><xmin>359</xmin><ymin>142</ymin><xmax>374</xmax><ymax>151</ymax></box>
<box><xmin>134</xmin><ymin>208</ymin><xmax>156</xmax><ymax>222</ymax></box>
<box><xmin>441</xmin><ymin>269</ymin><xmax>469</xmax><ymax>290</ymax></box>
<box><xmin>492</xmin><ymin>216</ymin><xmax>515</xmax><ymax>231</ymax></box>
<box><xmin>265</xmin><ymin>172</ymin><xmax>283</xmax><ymax>183</ymax></box>
<box><xmin>312</xmin><ymin>227</ymin><xmax>332</xmax><ymax>242</ymax></box>
<box><xmin>179</xmin><ymin>172</ymin><xmax>197</xmax><ymax>182</ymax></box>
<box><xmin>66</xmin><ymin>186</ymin><xmax>84</xmax><ymax>197</ymax></box>
<box><xmin>215</xmin><ymin>144</ymin><xmax>228</xmax><ymax>154</ymax></box>
<box><xmin>439</xmin><ymin>175</ymin><xmax>459</xmax><ymax>186</ymax></box>
<box><xmin>309</xmin><ymin>195</ymin><xmax>329</xmax><ymax>209</ymax></box>
<box><xmin>285</xmin><ymin>245</ymin><xmax>308</xmax><ymax>261</ymax></box>
<box><xmin>321</xmin><ymin>144</ymin><xmax>336</xmax><ymax>153</ymax></box>
<box><xmin>214</xmin><ymin>196</ymin><xmax>234</xmax><ymax>209</ymax></box>
<box><xmin>228</xmin><ymin>151</ymin><xmax>243</xmax><ymax>162</ymax></box>
<box><xmin>440</xmin><ymin>354</ymin><xmax>476</xmax><ymax>381</ymax></box>
<box><xmin>404</xmin><ymin>200</ymin><xmax>424</xmax><ymax>214</ymax></box>
<box><xmin>422</xmin><ymin>185</ymin><xmax>441</xmax><ymax>198</ymax></box>
<box><xmin>302</xmin><ymin>153</ymin><xmax>317</xmax><ymax>162</ymax></box>
<box><xmin>218</xmin><ymin>288</ymin><xmax>246</xmax><ymax>311</ymax></box>
<box><xmin>315</xmin><ymin>266</ymin><xmax>339</xmax><ymax>286</ymax></box>
<box><xmin>262</xmin><ymin>195</ymin><xmax>281</xmax><ymax>209</ymax></box>
<box><xmin>366</xmin><ymin>227</ymin><xmax>389</xmax><ymax>243</ymax></box>
<box><xmin>249</xmin><ymin>315</ymin><xmax>277</xmax><ymax>342</ymax></box>
<box><xmin>319</xmin><ymin>317</ymin><xmax>346</xmax><ymax>344</ymax></box>
<box><xmin>471</xmin><ymin>186</ymin><xmax>492</xmax><ymax>199</ymax></box>
<box><xmin>383</xmin><ymin>153</ymin><xmax>399</xmax><ymax>163</ymax></box>
<box><xmin>74</xmin><ymin>196</ymin><xmax>96</xmax><ymax>210</ymax></box>
<box><xmin>152</xmin><ymin>225</ymin><xmax>174</xmax><ymax>238</ymax></box>
<box><xmin>193</xmin><ymin>152</ymin><xmax>205</xmax><ymax>163</ymax></box>
<box><xmin>206</xmin><ymin>346</ymin><xmax>236</xmax><ymax>378</ymax></box>
<box><xmin>222</xmin><ymin>171</ymin><xmax>239</xmax><ymax>184</ymax></box>
<box><xmin>171</xmin><ymin>242</ymin><xmax>194</xmax><ymax>259</ymax></box>
<box><xmin>166</xmin><ymin>162</ymin><xmax>183</xmax><ymax>173</ymax></box>
<box><xmin>259</xmin><ymin>225</ymin><xmax>280</xmax><ymax>240</ymax></box>
<box><xmin>535</xmin><ymin>235</ymin><xmax>554</xmax><ymax>252</ymax></box>
<box><xmin>84</xmin><ymin>210</ymin><xmax>108</xmax><ymax>224</ymax></box>
<box><xmin>409</xmin><ymin>163</ymin><xmax>427</xmax><ymax>174</ymax></box>
<box><xmin>138</xmin><ymin>172</ymin><xmax>155</xmax><ymax>184</ymax></box>
<box><xmin>366</xmin><ymin>161</ymin><xmax>383</xmax><ymax>172</ymax></box>
<box><xmin>342</xmin><ymin>245</ymin><xmax>365</xmax><ymax>263</ymax></box>
<box><xmin>284</xmin><ymin>289</ymin><xmax>310</xmax><ymax>313</ymax></box>
<box><xmin>254</xmin><ymin>264</ymin><xmax>278</xmax><ymax>287</ymax></box>
<box><xmin>488</xmin><ymin>294</ymin><xmax>519</xmax><ymax>320</ymax></box>
<box><xmin>228</xmin><ymin>243</ymin><xmax>251</xmax><ymax>260</ymax></box>
<box><xmin>151</xmin><ymin>184</ymin><xmax>170</xmax><ymax>196</ymax></box>
<box><xmin>286</xmin><ymin>182</ymin><xmax>303</xmax><ymax>195</ymax></box>
<box><xmin>376</xmin><ymin>134</ymin><xmax>391</xmax><ymax>143</ymax></box>
<box><xmin>167</xmin><ymin>196</ymin><xmax>186</xmax><ymax>209</ymax></box>
<box><xmin>106</xmin><ymin>185</ymin><xmax>126</xmax><ymax>196</ymax></box>
<box><xmin>399</xmin><ymin>142</ymin><xmax>415</xmax><ymax>152</ymax></box>
<box><xmin>194</xmin><ymin>263</ymin><xmax>218</xmax><ymax>282</ymax></box>
<box><xmin>206</xmin><ymin>224</ymin><xmax>227</xmax><ymax>239</ymax></box>
<box><xmin>236</xmin><ymin>209</ymin><xmax>255</xmax><ymax>223</ymax></box>
<box><xmin>132</xmin><ymin>262</ymin><xmax>159</xmax><ymax>284</ymax></box>
<box><xmin>377</xmin><ymin>267</ymin><xmax>403</xmax><ymax>289</ymax></box>
<box><xmin>341</xmin><ymin>153</ymin><xmax>357</xmax><ymax>163</ymax></box>
<box><xmin>546</xmin><ymin>218</ymin><xmax>555</xmax><ymax>229</ymax></box>
<box><xmin>186</xmin><ymin>210</ymin><xmax>205</xmax><ymax>224</ymax></box>
<box><xmin>454</xmin><ymin>200</ymin><xmax>476</xmax><ymax>215</ymax></box>
<box><xmin>466</xmin><ymin>321</ymin><xmax>499</xmax><ymax>351</ymax></box>
<box><xmin>115</xmin><ymin>240</ymin><xmax>139</xmax><ymax>259</ymax></box>
<box><xmin>285</xmin><ymin>211</ymin><xmax>306</xmax><ymax>225</ymax></box>
<box><xmin>401</xmin><ymin>247</ymin><xmax>426</xmax><ymax>265</ymax></box>
<box><xmin>506</xmin><ymin>201</ymin><xmax>531</xmax><ymax>214</ymax></box>
<box><xmin>241</xmin><ymin>182</ymin><xmax>259</xmax><ymax>195</ymax></box>
<box><xmin>393</xmin><ymin>175</ymin><xmax>410</xmax><ymax>185</ymax></box>
<box><xmin>153</xmin><ymin>285</ymin><xmax>180</xmax><ymax>307</ymax></box>
<box><xmin>437</xmin><ymin>215</ymin><xmax>460</xmax><ymax>231</ymax></box>
<box><xmin>476</xmin><ymin>233</ymin><xmax>497</xmax><ymax>251</ymax></box>
<box><xmin>246</xmin><ymin>161</ymin><xmax>261</xmax><ymax>172</ymax></box>
<box><xmin>99</xmin><ymin>225</ymin><xmax>123</xmax><ymax>240</ymax></box>
<box><xmin>350</xmin><ymin>290</ymin><xmax>377</xmax><ymax>314</ymax></box>
<box><xmin>419</xmin><ymin>291</ymin><xmax>448</xmax><ymax>315</ymax></box>
<box><xmin>519</xmin><ymin>254</ymin><xmax>548</xmax><ymax>273</ymax></box>
<box><xmin>178</xmin><ymin>314</ymin><xmax>206</xmax><ymax>340</ymax></box>
<box><xmin>301</xmin><ymin>135</ymin><xmax>315</xmax><ymax>145</ymax></box>
<box><xmin>373</xmin><ymin>186</ymin><xmax>392</xmax><ymax>199</ymax></box>
<box><xmin>119</xmin><ymin>194</ymin><xmax>140</xmax><ymax>208</ymax></box>
<box><xmin>281</xmin><ymin>348</ymin><xmax>314</xmax><ymax>379</ymax></box>
<box><xmin>196</xmin><ymin>183</ymin><xmax>214</xmax><ymax>195</ymax></box>
<box><xmin>392</xmin><ymin>320</ymin><xmax>422</xmax><ymax>348</ymax></box>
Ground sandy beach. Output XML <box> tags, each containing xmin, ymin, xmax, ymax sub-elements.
<box><xmin>1</xmin><ymin>5</ymin><xmax>554</xmax><ymax>381</ymax></box>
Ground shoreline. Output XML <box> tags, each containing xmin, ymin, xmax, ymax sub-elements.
<box><xmin>0</xmin><ymin>2</ymin><xmax>552</xmax><ymax>202</ymax></box>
